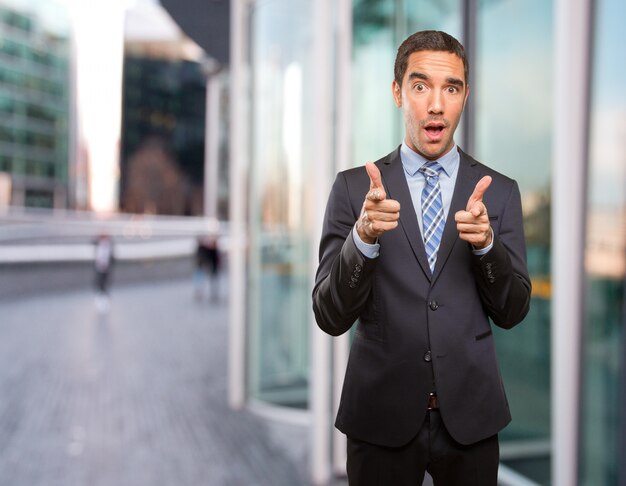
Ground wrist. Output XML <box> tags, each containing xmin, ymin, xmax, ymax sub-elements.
<box><xmin>472</xmin><ymin>227</ymin><xmax>493</xmax><ymax>250</ymax></box>
<box><xmin>357</xmin><ymin>225</ymin><xmax>377</xmax><ymax>244</ymax></box>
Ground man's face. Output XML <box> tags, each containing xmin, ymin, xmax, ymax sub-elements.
<box><xmin>392</xmin><ymin>50</ymin><xmax>469</xmax><ymax>160</ymax></box>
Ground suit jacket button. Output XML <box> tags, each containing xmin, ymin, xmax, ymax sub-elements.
<box><xmin>423</xmin><ymin>350</ymin><xmax>432</xmax><ymax>362</ymax></box>
<box><xmin>429</xmin><ymin>301</ymin><xmax>439</xmax><ymax>311</ymax></box>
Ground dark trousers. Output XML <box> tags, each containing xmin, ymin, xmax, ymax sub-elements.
<box><xmin>95</xmin><ymin>270</ymin><xmax>110</xmax><ymax>294</ymax></box>
<box><xmin>346</xmin><ymin>410</ymin><xmax>499</xmax><ymax>486</ymax></box>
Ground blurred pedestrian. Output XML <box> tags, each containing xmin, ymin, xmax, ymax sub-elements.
<box><xmin>194</xmin><ymin>235</ymin><xmax>221</xmax><ymax>301</ymax></box>
<box><xmin>204</xmin><ymin>236</ymin><xmax>220</xmax><ymax>300</ymax></box>
<box><xmin>93</xmin><ymin>233</ymin><xmax>114</xmax><ymax>312</ymax></box>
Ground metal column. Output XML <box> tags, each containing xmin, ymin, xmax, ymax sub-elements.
<box><xmin>552</xmin><ymin>0</ymin><xmax>594</xmax><ymax>485</ymax></box>
<box><xmin>310</xmin><ymin>0</ymin><xmax>334</xmax><ymax>482</ymax></box>
<box><xmin>228</xmin><ymin>0</ymin><xmax>250</xmax><ymax>410</ymax></box>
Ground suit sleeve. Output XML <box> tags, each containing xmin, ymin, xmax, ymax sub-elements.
<box><xmin>312</xmin><ymin>172</ymin><xmax>377</xmax><ymax>336</ymax></box>
<box><xmin>472</xmin><ymin>180</ymin><xmax>532</xmax><ymax>329</ymax></box>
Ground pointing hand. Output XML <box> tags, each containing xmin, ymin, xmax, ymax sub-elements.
<box><xmin>356</xmin><ymin>162</ymin><xmax>401</xmax><ymax>244</ymax></box>
<box><xmin>455</xmin><ymin>176</ymin><xmax>492</xmax><ymax>249</ymax></box>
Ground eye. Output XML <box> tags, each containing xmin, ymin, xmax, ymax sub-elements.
<box><xmin>446</xmin><ymin>86</ymin><xmax>459</xmax><ymax>94</ymax></box>
<box><xmin>414</xmin><ymin>83</ymin><xmax>426</xmax><ymax>92</ymax></box>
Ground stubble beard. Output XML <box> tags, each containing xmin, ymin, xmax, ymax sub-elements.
<box><xmin>405</xmin><ymin>115</ymin><xmax>452</xmax><ymax>160</ymax></box>
<box><xmin>405</xmin><ymin>112</ymin><xmax>453</xmax><ymax>161</ymax></box>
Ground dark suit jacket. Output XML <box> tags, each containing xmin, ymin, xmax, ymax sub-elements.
<box><xmin>312</xmin><ymin>146</ymin><xmax>531</xmax><ymax>447</ymax></box>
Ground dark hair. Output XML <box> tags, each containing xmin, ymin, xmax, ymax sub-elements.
<box><xmin>394</xmin><ymin>30</ymin><xmax>468</xmax><ymax>86</ymax></box>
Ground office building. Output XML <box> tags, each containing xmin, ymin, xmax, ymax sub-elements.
<box><xmin>0</xmin><ymin>0</ymin><xmax>71</xmax><ymax>208</ymax></box>
<box><xmin>121</xmin><ymin>2</ymin><xmax>211</xmax><ymax>216</ymax></box>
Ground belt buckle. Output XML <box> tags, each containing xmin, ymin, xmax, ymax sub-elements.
<box><xmin>427</xmin><ymin>392</ymin><xmax>439</xmax><ymax>410</ymax></box>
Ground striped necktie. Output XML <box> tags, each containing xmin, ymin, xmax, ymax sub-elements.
<box><xmin>419</xmin><ymin>161</ymin><xmax>445</xmax><ymax>273</ymax></box>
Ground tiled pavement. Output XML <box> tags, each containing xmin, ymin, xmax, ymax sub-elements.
<box><xmin>0</xmin><ymin>275</ymin><xmax>316</xmax><ymax>486</ymax></box>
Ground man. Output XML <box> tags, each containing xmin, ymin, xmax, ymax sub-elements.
<box><xmin>312</xmin><ymin>30</ymin><xmax>531</xmax><ymax>485</ymax></box>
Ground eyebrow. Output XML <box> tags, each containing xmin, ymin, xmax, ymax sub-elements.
<box><xmin>408</xmin><ymin>72</ymin><xmax>429</xmax><ymax>82</ymax></box>
<box><xmin>446</xmin><ymin>77</ymin><xmax>465</xmax><ymax>87</ymax></box>
<box><xmin>407</xmin><ymin>71</ymin><xmax>465</xmax><ymax>88</ymax></box>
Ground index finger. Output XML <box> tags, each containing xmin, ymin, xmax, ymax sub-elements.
<box><xmin>365</xmin><ymin>162</ymin><xmax>386</xmax><ymax>201</ymax></box>
<box><xmin>466</xmin><ymin>176</ymin><xmax>492</xmax><ymax>211</ymax></box>
<box><xmin>366</xmin><ymin>162</ymin><xmax>383</xmax><ymax>191</ymax></box>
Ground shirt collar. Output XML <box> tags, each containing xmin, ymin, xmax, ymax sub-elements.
<box><xmin>400</xmin><ymin>142</ymin><xmax>459</xmax><ymax>177</ymax></box>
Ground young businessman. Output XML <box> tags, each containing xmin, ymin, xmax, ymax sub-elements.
<box><xmin>313</xmin><ymin>30</ymin><xmax>531</xmax><ymax>485</ymax></box>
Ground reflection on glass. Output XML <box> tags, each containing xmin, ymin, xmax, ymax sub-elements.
<box><xmin>247</xmin><ymin>0</ymin><xmax>313</xmax><ymax>408</ymax></box>
<box><xmin>581</xmin><ymin>0</ymin><xmax>626</xmax><ymax>484</ymax></box>
<box><xmin>476</xmin><ymin>1</ymin><xmax>553</xmax><ymax>483</ymax></box>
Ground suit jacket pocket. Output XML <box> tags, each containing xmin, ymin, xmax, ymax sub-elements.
<box><xmin>355</xmin><ymin>318</ymin><xmax>384</xmax><ymax>342</ymax></box>
<box><xmin>475</xmin><ymin>329</ymin><xmax>493</xmax><ymax>341</ymax></box>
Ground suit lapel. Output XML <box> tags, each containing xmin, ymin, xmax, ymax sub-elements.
<box><xmin>379</xmin><ymin>147</ymin><xmax>432</xmax><ymax>280</ymax></box>
<box><xmin>431</xmin><ymin>148</ymin><xmax>481</xmax><ymax>283</ymax></box>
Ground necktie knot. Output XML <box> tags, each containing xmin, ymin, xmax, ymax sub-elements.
<box><xmin>419</xmin><ymin>162</ymin><xmax>443</xmax><ymax>186</ymax></box>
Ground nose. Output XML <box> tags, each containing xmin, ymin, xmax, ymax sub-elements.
<box><xmin>428</xmin><ymin>90</ymin><xmax>444</xmax><ymax>115</ymax></box>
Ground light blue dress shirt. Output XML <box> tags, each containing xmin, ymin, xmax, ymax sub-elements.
<box><xmin>352</xmin><ymin>143</ymin><xmax>493</xmax><ymax>259</ymax></box>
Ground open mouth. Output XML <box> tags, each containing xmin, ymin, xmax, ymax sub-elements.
<box><xmin>424</xmin><ymin>123</ymin><xmax>446</xmax><ymax>141</ymax></box>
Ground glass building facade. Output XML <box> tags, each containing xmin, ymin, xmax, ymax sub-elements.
<box><xmin>230</xmin><ymin>0</ymin><xmax>625</xmax><ymax>484</ymax></box>
<box><xmin>0</xmin><ymin>0</ymin><xmax>70</xmax><ymax>208</ymax></box>
<box><xmin>474</xmin><ymin>1</ymin><xmax>552</xmax><ymax>480</ymax></box>
<box><xmin>581</xmin><ymin>0</ymin><xmax>626</xmax><ymax>484</ymax></box>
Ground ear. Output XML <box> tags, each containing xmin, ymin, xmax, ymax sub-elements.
<box><xmin>463</xmin><ymin>84</ymin><xmax>470</xmax><ymax>109</ymax></box>
<box><xmin>392</xmin><ymin>80</ymin><xmax>402</xmax><ymax>107</ymax></box>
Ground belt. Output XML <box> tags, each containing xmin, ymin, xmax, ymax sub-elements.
<box><xmin>427</xmin><ymin>392</ymin><xmax>439</xmax><ymax>410</ymax></box>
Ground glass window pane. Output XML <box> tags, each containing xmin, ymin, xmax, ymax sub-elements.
<box><xmin>476</xmin><ymin>0</ymin><xmax>553</xmax><ymax>483</ymax></box>
<box><xmin>580</xmin><ymin>0</ymin><xmax>626</xmax><ymax>484</ymax></box>
<box><xmin>247</xmin><ymin>0</ymin><xmax>314</xmax><ymax>408</ymax></box>
<box><xmin>352</xmin><ymin>0</ymin><xmax>400</xmax><ymax>165</ymax></box>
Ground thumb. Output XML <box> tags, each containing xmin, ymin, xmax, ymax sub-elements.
<box><xmin>365</xmin><ymin>162</ymin><xmax>383</xmax><ymax>191</ymax></box>
<box><xmin>466</xmin><ymin>176</ymin><xmax>492</xmax><ymax>211</ymax></box>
